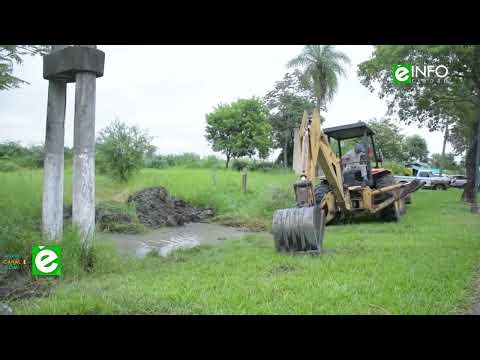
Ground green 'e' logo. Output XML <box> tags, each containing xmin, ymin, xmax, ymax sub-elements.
<box><xmin>392</xmin><ymin>64</ymin><xmax>412</xmax><ymax>85</ymax></box>
<box><xmin>32</xmin><ymin>245</ymin><xmax>62</xmax><ymax>276</ymax></box>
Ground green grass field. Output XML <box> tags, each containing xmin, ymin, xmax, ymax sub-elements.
<box><xmin>1</xmin><ymin>167</ymin><xmax>480</xmax><ymax>314</ymax></box>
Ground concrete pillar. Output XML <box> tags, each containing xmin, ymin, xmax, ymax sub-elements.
<box><xmin>72</xmin><ymin>46</ymin><xmax>97</xmax><ymax>247</ymax></box>
<box><xmin>41</xmin><ymin>45</ymin><xmax>68</xmax><ymax>241</ymax></box>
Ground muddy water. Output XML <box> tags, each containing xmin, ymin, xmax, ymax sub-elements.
<box><xmin>101</xmin><ymin>222</ymin><xmax>255</xmax><ymax>258</ymax></box>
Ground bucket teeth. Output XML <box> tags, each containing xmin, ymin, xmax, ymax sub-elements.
<box><xmin>272</xmin><ymin>206</ymin><xmax>325</xmax><ymax>254</ymax></box>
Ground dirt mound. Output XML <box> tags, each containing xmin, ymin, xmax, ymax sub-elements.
<box><xmin>127</xmin><ymin>187</ymin><xmax>215</xmax><ymax>227</ymax></box>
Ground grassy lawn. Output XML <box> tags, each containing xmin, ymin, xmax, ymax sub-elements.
<box><xmin>1</xmin><ymin>167</ymin><xmax>480</xmax><ymax>314</ymax></box>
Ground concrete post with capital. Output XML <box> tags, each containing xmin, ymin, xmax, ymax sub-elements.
<box><xmin>42</xmin><ymin>45</ymin><xmax>105</xmax><ymax>247</ymax></box>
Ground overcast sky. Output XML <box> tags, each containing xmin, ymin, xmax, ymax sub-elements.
<box><xmin>0</xmin><ymin>45</ymin><xmax>452</xmax><ymax>160</ymax></box>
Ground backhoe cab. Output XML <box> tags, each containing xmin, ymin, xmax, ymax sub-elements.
<box><xmin>272</xmin><ymin>110</ymin><xmax>424</xmax><ymax>255</ymax></box>
<box><xmin>323</xmin><ymin>121</ymin><xmax>388</xmax><ymax>189</ymax></box>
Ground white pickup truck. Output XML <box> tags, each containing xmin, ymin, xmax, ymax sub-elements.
<box><xmin>394</xmin><ymin>170</ymin><xmax>451</xmax><ymax>190</ymax></box>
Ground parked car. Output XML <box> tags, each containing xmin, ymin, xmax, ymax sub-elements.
<box><xmin>395</xmin><ymin>170</ymin><xmax>451</xmax><ymax>190</ymax></box>
<box><xmin>448</xmin><ymin>175</ymin><xmax>467</xmax><ymax>189</ymax></box>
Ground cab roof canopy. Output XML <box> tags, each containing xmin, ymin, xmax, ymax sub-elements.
<box><xmin>323</xmin><ymin>122</ymin><xmax>375</xmax><ymax>140</ymax></box>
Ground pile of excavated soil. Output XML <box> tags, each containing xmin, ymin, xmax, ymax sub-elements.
<box><xmin>127</xmin><ymin>187</ymin><xmax>215</xmax><ymax>228</ymax></box>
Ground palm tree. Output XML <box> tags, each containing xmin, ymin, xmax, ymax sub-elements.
<box><xmin>287</xmin><ymin>45</ymin><xmax>351</xmax><ymax>111</ymax></box>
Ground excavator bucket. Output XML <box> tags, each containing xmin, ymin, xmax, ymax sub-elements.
<box><xmin>272</xmin><ymin>206</ymin><xmax>326</xmax><ymax>254</ymax></box>
<box><xmin>272</xmin><ymin>110</ymin><xmax>327</xmax><ymax>255</ymax></box>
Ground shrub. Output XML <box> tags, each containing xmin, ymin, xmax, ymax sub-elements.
<box><xmin>96</xmin><ymin>119</ymin><xmax>153</xmax><ymax>182</ymax></box>
<box><xmin>0</xmin><ymin>160</ymin><xmax>20</xmax><ymax>172</ymax></box>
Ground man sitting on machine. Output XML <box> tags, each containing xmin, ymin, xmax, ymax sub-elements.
<box><xmin>341</xmin><ymin>143</ymin><xmax>370</xmax><ymax>185</ymax></box>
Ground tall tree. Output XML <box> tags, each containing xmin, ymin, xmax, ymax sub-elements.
<box><xmin>358</xmin><ymin>45</ymin><xmax>480</xmax><ymax>206</ymax></box>
<box><xmin>205</xmin><ymin>97</ymin><xmax>272</xmax><ymax>168</ymax></box>
<box><xmin>366</xmin><ymin>118</ymin><xmax>406</xmax><ymax>162</ymax></box>
<box><xmin>264</xmin><ymin>71</ymin><xmax>315</xmax><ymax>167</ymax></box>
<box><xmin>0</xmin><ymin>45</ymin><xmax>48</xmax><ymax>91</ymax></box>
<box><xmin>287</xmin><ymin>45</ymin><xmax>351</xmax><ymax>111</ymax></box>
<box><xmin>404</xmin><ymin>135</ymin><xmax>429</xmax><ymax>163</ymax></box>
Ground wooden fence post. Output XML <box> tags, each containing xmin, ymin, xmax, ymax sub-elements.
<box><xmin>241</xmin><ymin>172</ymin><xmax>247</xmax><ymax>193</ymax></box>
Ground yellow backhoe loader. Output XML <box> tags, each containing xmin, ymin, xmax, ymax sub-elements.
<box><xmin>272</xmin><ymin>109</ymin><xmax>424</xmax><ymax>254</ymax></box>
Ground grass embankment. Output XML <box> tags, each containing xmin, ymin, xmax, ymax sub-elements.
<box><xmin>1</xmin><ymin>167</ymin><xmax>480</xmax><ymax>314</ymax></box>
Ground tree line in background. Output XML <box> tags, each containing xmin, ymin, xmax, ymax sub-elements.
<box><xmin>0</xmin><ymin>118</ymin><xmax>280</xmax><ymax>182</ymax></box>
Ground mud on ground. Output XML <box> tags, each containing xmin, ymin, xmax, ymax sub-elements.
<box><xmin>0</xmin><ymin>270</ymin><xmax>53</xmax><ymax>314</ymax></box>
